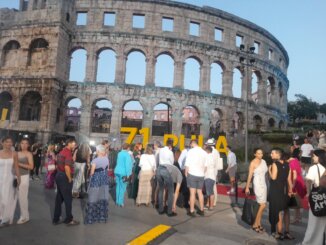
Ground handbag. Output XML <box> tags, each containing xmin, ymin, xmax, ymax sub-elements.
<box><xmin>288</xmin><ymin>195</ymin><xmax>298</xmax><ymax>209</ymax></box>
<box><xmin>13</xmin><ymin>178</ymin><xmax>18</xmax><ymax>188</ymax></box>
<box><xmin>47</xmin><ymin>164</ymin><xmax>56</xmax><ymax>171</ymax></box>
<box><xmin>241</xmin><ymin>198</ymin><xmax>259</xmax><ymax>225</ymax></box>
<box><xmin>309</xmin><ymin>165</ymin><xmax>326</xmax><ymax>217</ymax></box>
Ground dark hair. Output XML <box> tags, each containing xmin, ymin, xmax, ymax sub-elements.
<box><xmin>271</xmin><ymin>147</ymin><xmax>283</xmax><ymax>158</ymax></box>
<box><xmin>122</xmin><ymin>143</ymin><xmax>130</xmax><ymax>150</ymax></box>
<box><xmin>101</xmin><ymin>139</ymin><xmax>109</xmax><ymax>145</ymax></box>
<box><xmin>205</xmin><ymin>145</ymin><xmax>212</xmax><ymax>153</ymax></box>
<box><xmin>253</xmin><ymin>148</ymin><xmax>263</xmax><ymax>154</ymax></box>
<box><xmin>227</xmin><ymin>145</ymin><xmax>232</xmax><ymax>150</ymax></box>
<box><xmin>1</xmin><ymin>136</ymin><xmax>13</xmax><ymax>143</ymax></box>
<box><xmin>291</xmin><ymin>148</ymin><xmax>301</xmax><ymax>159</ymax></box>
<box><xmin>313</xmin><ymin>149</ymin><xmax>326</xmax><ymax>167</ymax></box>
<box><xmin>166</xmin><ymin>139</ymin><xmax>174</xmax><ymax>147</ymax></box>
<box><xmin>65</xmin><ymin>138</ymin><xmax>76</xmax><ymax>145</ymax></box>
<box><xmin>281</xmin><ymin>152</ymin><xmax>290</xmax><ymax>162</ymax></box>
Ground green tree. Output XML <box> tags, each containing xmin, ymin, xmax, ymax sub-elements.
<box><xmin>320</xmin><ymin>103</ymin><xmax>326</xmax><ymax>115</ymax></box>
<box><xmin>288</xmin><ymin>94</ymin><xmax>318</xmax><ymax>123</ymax></box>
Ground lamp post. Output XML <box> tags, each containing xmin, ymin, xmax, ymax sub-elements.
<box><xmin>239</xmin><ymin>44</ymin><xmax>256</xmax><ymax>166</ymax></box>
<box><xmin>166</xmin><ymin>98</ymin><xmax>171</xmax><ymax>134</ymax></box>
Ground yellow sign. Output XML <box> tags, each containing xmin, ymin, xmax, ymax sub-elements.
<box><xmin>1</xmin><ymin>108</ymin><xmax>8</xmax><ymax>121</ymax></box>
<box><xmin>121</xmin><ymin>127</ymin><xmax>228</xmax><ymax>153</ymax></box>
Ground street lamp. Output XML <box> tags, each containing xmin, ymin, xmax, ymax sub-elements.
<box><xmin>166</xmin><ymin>98</ymin><xmax>171</xmax><ymax>134</ymax></box>
<box><xmin>239</xmin><ymin>45</ymin><xmax>256</xmax><ymax>167</ymax></box>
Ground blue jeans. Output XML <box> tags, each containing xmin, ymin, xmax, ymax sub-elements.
<box><xmin>156</xmin><ymin>166</ymin><xmax>174</xmax><ymax>215</ymax></box>
<box><xmin>115</xmin><ymin>174</ymin><xmax>127</xmax><ymax>206</ymax></box>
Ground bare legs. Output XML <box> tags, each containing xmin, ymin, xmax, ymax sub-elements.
<box><xmin>253</xmin><ymin>203</ymin><xmax>266</xmax><ymax>228</ymax></box>
<box><xmin>189</xmin><ymin>188</ymin><xmax>204</xmax><ymax>212</ymax></box>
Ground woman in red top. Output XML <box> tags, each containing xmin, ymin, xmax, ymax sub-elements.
<box><xmin>289</xmin><ymin>148</ymin><xmax>307</xmax><ymax>223</ymax></box>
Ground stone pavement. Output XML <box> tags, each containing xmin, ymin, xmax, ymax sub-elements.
<box><xmin>1</xmin><ymin>178</ymin><xmax>307</xmax><ymax>245</ymax></box>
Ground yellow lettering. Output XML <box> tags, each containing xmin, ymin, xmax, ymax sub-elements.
<box><xmin>139</xmin><ymin>127</ymin><xmax>150</xmax><ymax>148</ymax></box>
<box><xmin>163</xmin><ymin>134</ymin><xmax>178</xmax><ymax>147</ymax></box>
<box><xmin>191</xmin><ymin>135</ymin><xmax>204</xmax><ymax>147</ymax></box>
<box><xmin>1</xmin><ymin>108</ymin><xmax>8</xmax><ymax>121</ymax></box>
<box><xmin>120</xmin><ymin>127</ymin><xmax>138</xmax><ymax>145</ymax></box>
<box><xmin>179</xmin><ymin>134</ymin><xmax>185</xmax><ymax>151</ymax></box>
<box><xmin>216</xmin><ymin>136</ymin><xmax>228</xmax><ymax>154</ymax></box>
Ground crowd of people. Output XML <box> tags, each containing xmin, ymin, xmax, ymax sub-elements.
<box><xmin>0</xmin><ymin>130</ymin><xmax>326</xmax><ymax>244</ymax></box>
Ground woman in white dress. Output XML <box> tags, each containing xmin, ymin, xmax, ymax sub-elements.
<box><xmin>245</xmin><ymin>148</ymin><xmax>268</xmax><ymax>233</ymax></box>
<box><xmin>0</xmin><ymin>136</ymin><xmax>20</xmax><ymax>227</ymax></box>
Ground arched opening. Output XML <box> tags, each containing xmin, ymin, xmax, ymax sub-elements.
<box><xmin>278</xmin><ymin>82</ymin><xmax>284</xmax><ymax>104</ymax></box>
<box><xmin>267</xmin><ymin>77</ymin><xmax>275</xmax><ymax>105</ymax></box>
<box><xmin>91</xmin><ymin>99</ymin><xmax>112</xmax><ymax>133</ymax></box>
<box><xmin>19</xmin><ymin>91</ymin><xmax>42</xmax><ymax>121</ymax></box>
<box><xmin>96</xmin><ymin>49</ymin><xmax>116</xmax><ymax>83</ymax></box>
<box><xmin>251</xmin><ymin>72</ymin><xmax>259</xmax><ymax>103</ymax></box>
<box><xmin>210</xmin><ymin>62</ymin><xmax>223</xmax><ymax>94</ymax></box>
<box><xmin>125</xmin><ymin>51</ymin><xmax>146</xmax><ymax>86</ymax></box>
<box><xmin>268</xmin><ymin>118</ymin><xmax>275</xmax><ymax>128</ymax></box>
<box><xmin>209</xmin><ymin>108</ymin><xmax>223</xmax><ymax>138</ymax></box>
<box><xmin>279</xmin><ymin>120</ymin><xmax>284</xmax><ymax>129</ymax></box>
<box><xmin>0</xmin><ymin>92</ymin><xmax>12</xmax><ymax>120</ymax></box>
<box><xmin>253</xmin><ymin>115</ymin><xmax>263</xmax><ymax>131</ymax></box>
<box><xmin>155</xmin><ymin>54</ymin><xmax>174</xmax><ymax>88</ymax></box>
<box><xmin>27</xmin><ymin>38</ymin><xmax>49</xmax><ymax>67</ymax></box>
<box><xmin>184</xmin><ymin>57</ymin><xmax>200</xmax><ymax>91</ymax></box>
<box><xmin>181</xmin><ymin>105</ymin><xmax>200</xmax><ymax>138</ymax></box>
<box><xmin>1</xmin><ymin>40</ymin><xmax>20</xmax><ymax>67</ymax></box>
<box><xmin>231</xmin><ymin>112</ymin><xmax>244</xmax><ymax>134</ymax></box>
<box><xmin>64</xmin><ymin>98</ymin><xmax>82</xmax><ymax>132</ymax></box>
<box><xmin>152</xmin><ymin>103</ymin><xmax>172</xmax><ymax>136</ymax></box>
<box><xmin>232</xmin><ymin>68</ymin><xmax>242</xmax><ymax>98</ymax></box>
<box><xmin>69</xmin><ymin>48</ymin><xmax>87</xmax><ymax>82</ymax></box>
<box><xmin>121</xmin><ymin>100</ymin><xmax>143</xmax><ymax>131</ymax></box>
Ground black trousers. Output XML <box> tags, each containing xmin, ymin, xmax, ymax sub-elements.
<box><xmin>53</xmin><ymin>172</ymin><xmax>73</xmax><ymax>223</ymax></box>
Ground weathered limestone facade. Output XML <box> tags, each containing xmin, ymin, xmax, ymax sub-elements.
<box><xmin>0</xmin><ymin>0</ymin><xmax>289</xmax><ymax>144</ymax></box>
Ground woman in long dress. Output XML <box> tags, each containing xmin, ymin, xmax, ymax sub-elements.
<box><xmin>130</xmin><ymin>143</ymin><xmax>142</xmax><ymax>200</ymax></box>
<box><xmin>245</xmin><ymin>148</ymin><xmax>268</xmax><ymax>233</ymax></box>
<box><xmin>0</xmin><ymin>136</ymin><xmax>20</xmax><ymax>227</ymax></box>
<box><xmin>84</xmin><ymin>145</ymin><xmax>110</xmax><ymax>224</ymax></box>
<box><xmin>136</xmin><ymin>145</ymin><xmax>156</xmax><ymax>206</ymax></box>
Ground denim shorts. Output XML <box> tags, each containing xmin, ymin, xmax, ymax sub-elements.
<box><xmin>204</xmin><ymin>179</ymin><xmax>215</xmax><ymax>196</ymax></box>
<box><xmin>187</xmin><ymin>174</ymin><xmax>204</xmax><ymax>189</ymax></box>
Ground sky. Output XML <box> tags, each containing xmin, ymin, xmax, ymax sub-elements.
<box><xmin>1</xmin><ymin>0</ymin><xmax>326</xmax><ymax>105</ymax></box>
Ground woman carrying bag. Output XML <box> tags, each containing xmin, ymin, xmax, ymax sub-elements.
<box><xmin>301</xmin><ymin>149</ymin><xmax>326</xmax><ymax>245</ymax></box>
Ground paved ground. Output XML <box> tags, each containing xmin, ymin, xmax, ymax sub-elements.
<box><xmin>1</xmin><ymin>177</ymin><xmax>307</xmax><ymax>245</ymax></box>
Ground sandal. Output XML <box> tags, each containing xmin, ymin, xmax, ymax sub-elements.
<box><xmin>272</xmin><ymin>232</ymin><xmax>284</xmax><ymax>240</ymax></box>
<box><xmin>252</xmin><ymin>226</ymin><xmax>262</xmax><ymax>233</ymax></box>
<box><xmin>258</xmin><ymin>226</ymin><xmax>266</xmax><ymax>232</ymax></box>
<box><xmin>66</xmin><ymin>220</ymin><xmax>80</xmax><ymax>226</ymax></box>
<box><xmin>284</xmin><ymin>232</ymin><xmax>295</xmax><ymax>240</ymax></box>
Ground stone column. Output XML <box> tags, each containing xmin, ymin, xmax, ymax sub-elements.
<box><xmin>142</xmin><ymin>110</ymin><xmax>153</xmax><ymax>136</ymax></box>
<box><xmin>199</xmin><ymin>63</ymin><xmax>210</xmax><ymax>92</ymax></box>
<box><xmin>10</xmin><ymin>95</ymin><xmax>20</xmax><ymax>125</ymax></box>
<box><xmin>172</xmin><ymin>107</ymin><xmax>182</xmax><ymax>136</ymax></box>
<box><xmin>85</xmin><ymin>46</ymin><xmax>97</xmax><ymax>82</ymax></box>
<box><xmin>199</xmin><ymin>111</ymin><xmax>210</xmax><ymax>138</ymax></box>
<box><xmin>78</xmin><ymin>104</ymin><xmax>91</xmax><ymax>143</ymax></box>
<box><xmin>173</xmin><ymin>60</ymin><xmax>184</xmax><ymax>89</ymax></box>
<box><xmin>257</xmin><ymin>78</ymin><xmax>267</xmax><ymax>105</ymax></box>
<box><xmin>222</xmin><ymin>69</ymin><xmax>233</xmax><ymax>97</ymax></box>
<box><xmin>241</xmin><ymin>69</ymin><xmax>252</xmax><ymax>101</ymax></box>
<box><xmin>145</xmin><ymin>56</ymin><xmax>156</xmax><ymax>87</ymax></box>
<box><xmin>115</xmin><ymin>53</ymin><xmax>127</xmax><ymax>84</ymax></box>
<box><xmin>110</xmin><ymin>106</ymin><xmax>122</xmax><ymax>135</ymax></box>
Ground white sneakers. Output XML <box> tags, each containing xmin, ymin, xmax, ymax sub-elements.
<box><xmin>227</xmin><ymin>188</ymin><xmax>235</xmax><ymax>195</ymax></box>
<box><xmin>17</xmin><ymin>218</ymin><xmax>29</xmax><ymax>225</ymax></box>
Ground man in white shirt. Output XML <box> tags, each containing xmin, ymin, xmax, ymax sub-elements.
<box><xmin>159</xmin><ymin>140</ymin><xmax>174</xmax><ymax>165</ymax></box>
<box><xmin>226</xmin><ymin>145</ymin><xmax>237</xmax><ymax>194</ymax></box>
<box><xmin>301</xmin><ymin>137</ymin><xmax>314</xmax><ymax>172</ymax></box>
<box><xmin>185</xmin><ymin>140</ymin><xmax>207</xmax><ymax>217</ymax></box>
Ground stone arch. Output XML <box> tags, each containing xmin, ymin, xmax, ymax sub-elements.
<box><xmin>19</xmin><ymin>91</ymin><xmax>42</xmax><ymax>121</ymax></box>
<box><xmin>155</xmin><ymin>50</ymin><xmax>175</xmax><ymax>60</ymax></box>
<box><xmin>155</xmin><ymin>53</ymin><xmax>174</xmax><ymax>88</ymax></box>
<box><xmin>27</xmin><ymin>38</ymin><xmax>49</xmax><ymax>67</ymax></box>
<box><xmin>91</xmin><ymin>99</ymin><xmax>113</xmax><ymax>133</ymax></box>
<box><xmin>96</xmin><ymin>48</ymin><xmax>116</xmax><ymax>83</ymax></box>
<box><xmin>253</xmin><ymin>115</ymin><xmax>263</xmax><ymax>131</ymax></box>
<box><xmin>268</xmin><ymin>118</ymin><xmax>275</xmax><ymax>128</ymax></box>
<box><xmin>233</xmin><ymin>67</ymin><xmax>243</xmax><ymax>98</ymax></box>
<box><xmin>125</xmin><ymin>47</ymin><xmax>147</xmax><ymax>57</ymax></box>
<box><xmin>64</xmin><ymin>97</ymin><xmax>82</xmax><ymax>132</ymax></box>
<box><xmin>152</xmin><ymin>102</ymin><xmax>172</xmax><ymax>136</ymax></box>
<box><xmin>69</xmin><ymin>48</ymin><xmax>87</xmax><ymax>82</ymax></box>
<box><xmin>0</xmin><ymin>91</ymin><xmax>13</xmax><ymax>120</ymax></box>
<box><xmin>210</xmin><ymin>61</ymin><xmax>224</xmax><ymax>94</ymax></box>
<box><xmin>181</xmin><ymin>105</ymin><xmax>200</xmax><ymax>138</ymax></box>
<box><xmin>125</xmin><ymin>50</ymin><xmax>146</xmax><ymax>86</ymax></box>
<box><xmin>121</xmin><ymin>100</ymin><xmax>144</xmax><ymax>131</ymax></box>
<box><xmin>209</xmin><ymin>108</ymin><xmax>223</xmax><ymax>138</ymax></box>
<box><xmin>252</xmin><ymin>70</ymin><xmax>262</xmax><ymax>103</ymax></box>
<box><xmin>184</xmin><ymin>57</ymin><xmax>201</xmax><ymax>91</ymax></box>
<box><xmin>1</xmin><ymin>40</ymin><xmax>21</xmax><ymax>67</ymax></box>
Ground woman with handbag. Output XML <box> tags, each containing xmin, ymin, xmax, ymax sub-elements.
<box><xmin>0</xmin><ymin>136</ymin><xmax>20</xmax><ymax>227</ymax></box>
<box><xmin>114</xmin><ymin>143</ymin><xmax>133</xmax><ymax>207</ymax></box>
<box><xmin>45</xmin><ymin>143</ymin><xmax>56</xmax><ymax>189</ymax></box>
<box><xmin>136</xmin><ymin>145</ymin><xmax>156</xmax><ymax>206</ymax></box>
<box><xmin>16</xmin><ymin>138</ymin><xmax>34</xmax><ymax>224</ymax></box>
<box><xmin>245</xmin><ymin>148</ymin><xmax>268</xmax><ymax>233</ymax></box>
<box><xmin>289</xmin><ymin>148</ymin><xmax>306</xmax><ymax>223</ymax></box>
<box><xmin>301</xmin><ymin>149</ymin><xmax>326</xmax><ymax>245</ymax></box>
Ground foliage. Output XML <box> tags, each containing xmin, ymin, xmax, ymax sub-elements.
<box><xmin>288</xmin><ymin>94</ymin><xmax>319</xmax><ymax>123</ymax></box>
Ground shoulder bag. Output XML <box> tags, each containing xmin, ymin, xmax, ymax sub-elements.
<box><xmin>309</xmin><ymin>165</ymin><xmax>326</xmax><ymax>217</ymax></box>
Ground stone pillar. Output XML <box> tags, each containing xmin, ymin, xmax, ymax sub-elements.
<box><xmin>222</xmin><ymin>69</ymin><xmax>233</xmax><ymax>97</ymax></box>
<box><xmin>115</xmin><ymin>53</ymin><xmax>127</xmax><ymax>84</ymax></box>
<box><xmin>242</xmin><ymin>69</ymin><xmax>252</xmax><ymax>101</ymax></box>
<box><xmin>199</xmin><ymin>63</ymin><xmax>210</xmax><ymax>92</ymax></box>
<box><xmin>257</xmin><ymin>79</ymin><xmax>267</xmax><ymax>105</ymax></box>
<box><xmin>173</xmin><ymin>60</ymin><xmax>184</xmax><ymax>89</ymax></box>
<box><xmin>142</xmin><ymin>110</ymin><xmax>153</xmax><ymax>136</ymax></box>
<box><xmin>145</xmin><ymin>56</ymin><xmax>156</xmax><ymax>87</ymax></box>
<box><xmin>85</xmin><ymin>46</ymin><xmax>97</xmax><ymax>82</ymax></box>
<box><xmin>10</xmin><ymin>96</ymin><xmax>20</xmax><ymax>125</ymax></box>
<box><xmin>172</xmin><ymin>107</ymin><xmax>182</xmax><ymax>136</ymax></box>
<box><xmin>19</xmin><ymin>0</ymin><xmax>24</xmax><ymax>11</ymax></box>
<box><xmin>78</xmin><ymin>104</ymin><xmax>91</xmax><ymax>143</ymax></box>
<box><xmin>110</xmin><ymin>106</ymin><xmax>122</xmax><ymax>135</ymax></box>
<box><xmin>199</xmin><ymin>111</ymin><xmax>210</xmax><ymax>138</ymax></box>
